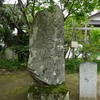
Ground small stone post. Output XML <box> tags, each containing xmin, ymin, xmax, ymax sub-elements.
<box><xmin>79</xmin><ymin>62</ymin><xmax>97</xmax><ymax>100</ymax></box>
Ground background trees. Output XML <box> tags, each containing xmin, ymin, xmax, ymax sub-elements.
<box><xmin>0</xmin><ymin>0</ymin><xmax>99</xmax><ymax>63</ymax></box>
<box><xmin>0</xmin><ymin>0</ymin><xmax>4</xmax><ymax>6</ymax></box>
<box><xmin>0</xmin><ymin>3</ymin><xmax>29</xmax><ymax>62</ymax></box>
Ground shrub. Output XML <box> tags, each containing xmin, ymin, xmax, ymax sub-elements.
<box><xmin>0</xmin><ymin>59</ymin><xmax>27</xmax><ymax>71</ymax></box>
<box><xmin>65</xmin><ymin>58</ymin><xmax>83</xmax><ymax>74</ymax></box>
<box><xmin>65</xmin><ymin>58</ymin><xmax>100</xmax><ymax>73</ymax></box>
<box><xmin>92</xmin><ymin>59</ymin><xmax>100</xmax><ymax>73</ymax></box>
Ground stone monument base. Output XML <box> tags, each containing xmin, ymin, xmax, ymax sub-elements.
<box><xmin>27</xmin><ymin>83</ymin><xmax>68</xmax><ymax>100</ymax></box>
<box><xmin>80</xmin><ymin>98</ymin><xmax>96</xmax><ymax>100</ymax></box>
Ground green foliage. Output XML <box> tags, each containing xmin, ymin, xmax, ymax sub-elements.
<box><xmin>62</xmin><ymin>0</ymin><xmax>98</xmax><ymax>21</ymax></box>
<box><xmin>1</xmin><ymin>0</ymin><xmax>99</xmax><ymax>63</ymax></box>
<box><xmin>0</xmin><ymin>26</ymin><xmax>5</xmax><ymax>38</ymax></box>
<box><xmin>65</xmin><ymin>58</ymin><xmax>83</xmax><ymax>74</ymax></box>
<box><xmin>65</xmin><ymin>58</ymin><xmax>100</xmax><ymax>73</ymax></box>
<box><xmin>12</xmin><ymin>45</ymin><xmax>29</xmax><ymax>62</ymax></box>
<box><xmin>64</xmin><ymin>18</ymin><xmax>100</xmax><ymax>60</ymax></box>
<box><xmin>0</xmin><ymin>0</ymin><xmax>4</xmax><ymax>6</ymax></box>
<box><xmin>82</xmin><ymin>44</ymin><xmax>99</xmax><ymax>54</ymax></box>
<box><xmin>0</xmin><ymin>59</ymin><xmax>27</xmax><ymax>71</ymax></box>
<box><xmin>47</xmin><ymin>5</ymin><xmax>55</xmax><ymax>13</ymax></box>
<box><xmin>64</xmin><ymin>18</ymin><xmax>86</xmax><ymax>59</ymax></box>
<box><xmin>80</xmin><ymin>29</ymin><xmax>100</xmax><ymax>60</ymax></box>
<box><xmin>89</xmin><ymin>29</ymin><xmax>100</xmax><ymax>43</ymax></box>
<box><xmin>0</xmin><ymin>5</ymin><xmax>15</xmax><ymax>46</ymax></box>
<box><xmin>92</xmin><ymin>59</ymin><xmax>100</xmax><ymax>73</ymax></box>
<box><xmin>64</xmin><ymin>18</ymin><xmax>86</xmax><ymax>45</ymax></box>
<box><xmin>0</xmin><ymin>4</ymin><xmax>29</xmax><ymax>62</ymax></box>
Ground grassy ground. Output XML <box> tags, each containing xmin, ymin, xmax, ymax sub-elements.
<box><xmin>0</xmin><ymin>69</ymin><xmax>33</xmax><ymax>100</ymax></box>
<box><xmin>0</xmin><ymin>69</ymin><xmax>100</xmax><ymax>100</ymax></box>
<box><xmin>65</xmin><ymin>73</ymin><xmax>100</xmax><ymax>100</ymax></box>
<box><xmin>65</xmin><ymin>74</ymin><xmax>79</xmax><ymax>100</ymax></box>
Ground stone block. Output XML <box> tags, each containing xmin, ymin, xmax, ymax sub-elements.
<box><xmin>79</xmin><ymin>62</ymin><xmax>97</xmax><ymax>100</ymax></box>
<box><xmin>27</xmin><ymin>83</ymin><xmax>68</xmax><ymax>100</ymax></box>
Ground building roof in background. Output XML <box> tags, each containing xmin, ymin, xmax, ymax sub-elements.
<box><xmin>88</xmin><ymin>11</ymin><xmax>100</xmax><ymax>25</ymax></box>
<box><xmin>88</xmin><ymin>11</ymin><xmax>100</xmax><ymax>19</ymax></box>
<box><xmin>77</xmin><ymin>11</ymin><xmax>100</xmax><ymax>30</ymax></box>
<box><xmin>89</xmin><ymin>20</ymin><xmax>100</xmax><ymax>25</ymax></box>
<box><xmin>76</xmin><ymin>27</ymin><xmax>100</xmax><ymax>30</ymax></box>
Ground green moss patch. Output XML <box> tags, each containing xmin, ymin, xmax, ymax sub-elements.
<box><xmin>28</xmin><ymin>82</ymin><xmax>68</xmax><ymax>95</ymax></box>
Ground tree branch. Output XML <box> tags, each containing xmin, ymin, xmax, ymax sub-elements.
<box><xmin>64</xmin><ymin>1</ymin><xmax>75</xmax><ymax>21</ymax></box>
<box><xmin>32</xmin><ymin>0</ymin><xmax>35</xmax><ymax>18</ymax></box>
<box><xmin>26</xmin><ymin>0</ymin><xmax>30</xmax><ymax>8</ymax></box>
<box><xmin>18</xmin><ymin>0</ymin><xmax>30</xmax><ymax>29</ymax></box>
<box><xmin>62</xmin><ymin>0</ymin><xmax>70</xmax><ymax>11</ymax></box>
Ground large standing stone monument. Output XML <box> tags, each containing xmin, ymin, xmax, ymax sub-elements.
<box><xmin>79</xmin><ymin>62</ymin><xmax>97</xmax><ymax>100</ymax></box>
<box><xmin>28</xmin><ymin>5</ymin><xmax>65</xmax><ymax>85</ymax></box>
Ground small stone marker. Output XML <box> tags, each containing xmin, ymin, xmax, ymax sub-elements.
<box><xmin>79</xmin><ymin>62</ymin><xmax>97</xmax><ymax>100</ymax></box>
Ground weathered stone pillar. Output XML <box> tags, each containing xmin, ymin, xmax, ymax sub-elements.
<box><xmin>28</xmin><ymin>5</ymin><xmax>65</xmax><ymax>85</ymax></box>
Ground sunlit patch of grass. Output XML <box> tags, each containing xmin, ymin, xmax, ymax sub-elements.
<box><xmin>4</xmin><ymin>87</ymin><xmax>28</xmax><ymax>98</ymax></box>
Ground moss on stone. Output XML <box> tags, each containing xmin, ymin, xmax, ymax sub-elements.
<box><xmin>28</xmin><ymin>82</ymin><xmax>68</xmax><ymax>95</ymax></box>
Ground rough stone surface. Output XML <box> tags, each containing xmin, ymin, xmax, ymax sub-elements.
<box><xmin>28</xmin><ymin>84</ymin><xmax>69</xmax><ymax>100</ymax></box>
<box><xmin>79</xmin><ymin>62</ymin><xmax>97</xmax><ymax>100</ymax></box>
<box><xmin>28</xmin><ymin>5</ymin><xmax>65</xmax><ymax>85</ymax></box>
<box><xmin>28</xmin><ymin>92</ymin><xmax>68</xmax><ymax>100</ymax></box>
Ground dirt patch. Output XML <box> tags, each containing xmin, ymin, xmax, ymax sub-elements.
<box><xmin>65</xmin><ymin>74</ymin><xmax>79</xmax><ymax>100</ymax></box>
<box><xmin>0</xmin><ymin>69</ymin><xmax>100</xmax><ymax>100</ymax></box>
